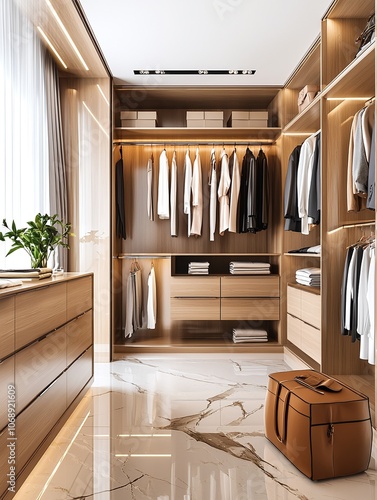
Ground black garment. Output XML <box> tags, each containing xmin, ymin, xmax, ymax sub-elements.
<box><xmin>308</xmin><ymin>132</ymin><xmax>321</xmax><ymax>224</ymax></box>
<box><xmin>351</xmin><ymin>245</ymin><xmax>364</xmax><ymax>342</ymax></box>
<box><xmin>238</xmin><ymin>148</ymin><xmax>255</xmax><ymax>233</ymax></box>
<box><xmin>256</xmin><ymin>148</ymin><xmax>269</xmax><ymax>231</ymax></box>
<box><xmin>284</xmin><ymin>145</ymin><xmax>302</xmax><ymax>232</ymax></box>
<box><xmin>115</xmin><ymin>154</ymin><xmax>127</xmax><ymax>239</ymax></box>
<box><xmin>341</xmin><ymin>247</ymin><xmax>354</xmax><ymax>336</ymax></box>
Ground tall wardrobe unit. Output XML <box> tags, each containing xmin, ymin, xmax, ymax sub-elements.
<box><xmin>111</xmin><ymin>0</ymin><xmax>376</xmax><ymax>423</ymax></box>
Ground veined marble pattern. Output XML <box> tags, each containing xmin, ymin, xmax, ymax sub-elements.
<box><xmin>15</xmin><ymin>354</ymin><xmax>377</xmax><ymax>500</ymax></box>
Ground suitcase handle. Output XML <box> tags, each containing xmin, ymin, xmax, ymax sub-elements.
<box><xmin>274</xmin><ymin>383</ymin><xmax>291</xmax><ymax>443</ymax></box>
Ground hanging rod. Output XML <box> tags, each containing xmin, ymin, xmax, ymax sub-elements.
<box><xmin>113</xmin><ymin>140</ymin><xmax>274</xmax><ymax>147</ymax></box>
<box><xmin>116</xmin><ymin>254</ymin><xmax>171</xmax><ymax>259</ymax></box>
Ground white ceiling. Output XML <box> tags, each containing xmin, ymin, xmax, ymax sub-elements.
<box><xmin>79</xmin><ymin>0</ymin><xmax>334</xmax><ymax>87</ymax></box>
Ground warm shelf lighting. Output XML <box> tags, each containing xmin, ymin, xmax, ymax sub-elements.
<box><xmin>326</xmin><ymin>97</ymin><xmax>373</xmax><ymax>101</ymax></box>
<box><xmin>46</xmin><ymin>0</ymin><xmax>89</xmax><ymax>71</ymax></box>
<box><xmin>282</xmin><ymin>132</ymin><xmax>314</xmax><ymax>136</ymax></box>
<box><xmin>37</xmin><ymin>26</ymin><xmax>67</xmax><ymax>69</ymax></box>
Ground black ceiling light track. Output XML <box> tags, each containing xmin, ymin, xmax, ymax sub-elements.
<box><xmin>134</xmin><ymin>69</ymin><xmax>256</xmax><ymax>75</ymax></box>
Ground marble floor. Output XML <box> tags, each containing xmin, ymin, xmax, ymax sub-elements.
<box><xmin>14</xmin><ymin>354</ymin><xmax>377</xmax><ymax>500</ymax></box>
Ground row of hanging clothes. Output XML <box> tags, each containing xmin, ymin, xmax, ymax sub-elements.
<box><xmin>347</xmin><ymin>100</ymin><xmax>375</xmax><ymax>212</ymax></box>
<box><xmin>154</xmin><ymin>145</ymin><xmax>269</xmax><ymax>238</ymax></box>
<box><xmin>283</xmin><ymin>131</ymin><xmax>321</xmax><ymax>234</ymax></box>
<box><xmin>125</xmin><ymin>260</ymin><xmax>157</xmax><ymax>338</ymax></box>
<box><xmin>117</xmin><ymin>145</ymin><xmax>269</xmax><ymax>242</ymax></box>
<box><xmin>341</xmin><ymin>233</ymin><xmax>375</xmax><ymax>365</ymax></box>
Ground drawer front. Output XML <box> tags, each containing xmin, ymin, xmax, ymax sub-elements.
<box><xmin>0</xmin><ymin>297</ymin><xmax>15</xmax><ymax>359</ymax></box>
<box><xmin>221</xmin><ymin>298</ymin><xmax>280</xmax><ymax>320</ymax></box>
<box><xmin>67</xmin><ymin>276</ymin><xmax>93</xmax><ymax>321</ymax></box>
<box><xmin>287</xmin><ymin>285</ymin><xmax>302</xmax><ymax>319</ymax></box>
<box><xmin>301</xmin><ymin>321</ymin><xmax>321</xmax><ymax>363</ymax></box>
<box><xmin>0</xmin><ymin>357</ymin><xmax>14</xmax><ymax>432</ymax></box>
<box><xmin>301</xmin><ymin>291</ymin><xmax>321</xmax><ymax>330</ymax></box>
<box><xmin>287</xmin><ymin>313</ymin><xmax>302</xmax><ymax>349</ymax></box>
<box><xmin>16</xmin><ymin>373</ymin><xmax>66</xmax><ymax>472</ymax></box>
<box><xmin>66</xmin><ymin>346</ymin><xmax>93</xmax><ymax>407</ymax></box>
<box><xmin>170</xmin><ymin>298</ymin><xmax>220</xmax><ymax>320</ymax></box>
<box><xmin>67</xmin><ymin>310</ymin><xmax>93</xmax><ymax>366</ymax></box>
<box><xmin>15</xmin><ymin>283</ymin><xmax>66</xmax><ymax>350</ymax></box>
<box><xmin>15</xmin><ymin>327</ymin><xmax>67</xmax><ymax>413</ymax></box>
<box><xmin>170</xmin><ymin>277</ymin><xmax>220</xmax><ymax>297</ymax></box>
<box><xmin>221</xmin><ymin>275</ymin><xmax>279</xmax><ymax>297</ymax></box>
<box><xmin>0</xmin><ymin>427</ymin><xmax>9</xmax><ymax>496</ymax></box>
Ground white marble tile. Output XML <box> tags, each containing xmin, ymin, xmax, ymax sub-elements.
<box><xmin>14</xmin><ymin>354</ymin><xmax>377</xmax><ymax>500</ymax></box>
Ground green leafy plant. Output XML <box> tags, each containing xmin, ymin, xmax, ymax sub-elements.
<box><xmin>0</xmin><ymin>213</ymin><xmax>72</xmax><ymax>268</ymax></box>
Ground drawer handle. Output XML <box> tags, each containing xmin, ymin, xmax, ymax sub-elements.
<box><xmin>39</xmin><ymin>376</ymin><xmax>60</xmax><ymax>396</ymax></box>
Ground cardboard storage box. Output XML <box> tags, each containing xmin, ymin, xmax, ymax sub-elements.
<box><xmin>137</xmin><ymin>111</ymin><xmax>158</xmax><ymax>119</ymax></box>
<box><xmin>186</xmin><ymin>111</ymin><xmax>205</xmax><ymax>120</ymax></box>
<box><xmin>121</xmin><ymin>119</ymin><xmax>157</xmax><ymax>127</ymax></box>
<box><xmin>228</xmin><ymin>110</ymin><xmax>268</xmax><ymax>127</ymax></box>
<box><xmin>120</xmin><ymin>111</ymin><xmax>137</xmax><ymax>120</ymax></box>
<box><xmin>298</xmin><ymin>85</ymin><xmax>318</xmax><ymax>113</ymax></box>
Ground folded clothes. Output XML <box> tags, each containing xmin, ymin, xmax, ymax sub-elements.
<box><xmin>0</xmin><ymin>278</ymin><xmax>22</xmax><ymax>288</ymax></box>
<box><xmin>288</xmin><ymin>245</ymin><xmax>321</xmax><ymax>254</ymax></box>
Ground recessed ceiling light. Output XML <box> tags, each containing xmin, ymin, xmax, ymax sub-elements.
<box><xmin>37</xmin><ymin>26</ymin><xmax>67</xmax><ymax>69</ymax></box>
<box><xmin>133</xmin><ymin>69</ymin><xmax>256</xmax><ymax>76</ymax></box>
<box><xmin>46</xmin><ymin>0</ymin><xmax>89</xmax><ymax>71</ymax></box>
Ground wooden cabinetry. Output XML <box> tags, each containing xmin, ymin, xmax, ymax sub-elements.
<box><xmin>287</xmin><ymin>284</ymin><xmax>321</xmax><ymax>364</ymax></box>
<box><xmin>0</xmin><ymin>273</ymin><xmax>93</xmax><ymax>498</ymax></box>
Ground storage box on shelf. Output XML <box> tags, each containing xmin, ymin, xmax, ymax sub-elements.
<box><xmin>227</xmin><ymin>110</ymin><xmax>269</xmax><ymax>128</ymax></box>
<box><xmin>0</xmin><ymin>273</ymin><xmax>93</xmax><ymax>498</ymax></box>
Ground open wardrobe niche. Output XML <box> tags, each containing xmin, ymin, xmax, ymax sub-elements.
<box><xmin>111</xmin><ymin>0</ymin><xmax>376</xmax><ymax>424</ymax></box>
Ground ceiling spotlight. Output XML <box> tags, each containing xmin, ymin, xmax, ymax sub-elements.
<box><xmin>134</xmin><ymin>69</ymin><xmax>256</xmax><ymax>76</ymax></box>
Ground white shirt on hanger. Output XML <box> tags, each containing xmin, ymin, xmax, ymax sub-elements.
<box><xmin>147</xmin><ymin>265</ymin><xmax>157</xmax><ymax>329</ymax></box>
<box><xmin>191</xmin><ymin>147</ymin><xmax>203</xmax><ymax>236</ymax></box>
<box><xmin>170</xmin><ymin>151</ymin><xmax>178</xmax><ymax>236</ymax></box>
<box><xmin>147</xmin><ymin>154</ymin><xmax>154</xmax><ymax>221</ymax></box>
<box><xmin>218</xmin><ymin>147</ymin><xmax>231</xmax><ymax>235</ymax></box>
<box><xmin>208</xmin><ymin>148</ymin><xmax>217</xmax><ymax>241</ymax></box>
<box><xmin>157</xmin><ymin>149</ymin><xmax>169</xmax><ymax>219</ymax></box>
<box><xmin>297</xmin><ymin>133</ymin><xmax>317</xmax><ymax>235</ymax></box>
<box><xmin>183</xmin><ymin>149</ymin><xmax>192</xmax><ymax>237</ymax></box>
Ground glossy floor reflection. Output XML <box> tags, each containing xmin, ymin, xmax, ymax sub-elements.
<box><xmin>15</xmin><ymin>354</ymin><xmax>377</xmax><ymax>500</ymax></box>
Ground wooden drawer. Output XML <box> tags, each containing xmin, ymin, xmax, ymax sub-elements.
<box><xmin>16</xmin><ymin>372</ymin><xmax>66</xmax><ymax>472</ymax></box>
<box><xmin>287</xmin><ymin>285</ymin><xmax>321</xmax><ymax>330</ymax></box>
<box><xmin>0</xmin><ymin>357</ymin><xmax>14</xmax><ymax>432</ymax></box>
<box><xmin>67</xmin><ymin>276</ymin><xmax>93</xmax><ymax>321</ymax></box>
<box><xmin>221</xmin><ymin>298</ymin><xmax>280</xmax><ymax>320</ymax></box>
<box><xmin>301</xmin><ymin>321</ymin><xmax>321</xmax><ymax>364</ymax></box>
<box><xmin>0</xmin><ymin>427</ymin><xmax>9</xmax><ymax>497</ymax></box>
<box><xmin>221</xmin><ymin>275</ymin><xmax>279</xmax><ymax>297</ymax></box>
<box><xmin>301</xmin><ymin>291</ymin><xmax>321</xmax><ymax>330</ymax></box>
<box><xmin>66</xmin><ymin>346</ymin><xmax>93</xmax><ymax>407</ymax></box>
<box><xmin>287</xmin><ymin>313</ymin><xmax>321</xmax><ymax>364</ymax></box>
<box><xmin>170</xmin><ymin>276</ymin><xmax>220</xmax><ymax>297</ymax></box>
<box><xmin>0</xmin><ymin>297</ymin><xmax>14</xmax><ymax>359</ymax></box>
<box><xmin>15</xmin><ymin>283</ymin><xmax>66</xmax><ymax>350</ymax></box>
<box><xmin>171</xmin><ymin>298</ymin><xmax>220</xmax><ymax>320</ymax></box>
<box><xmin>15</xmin><ymin>327</ymin><xmax>67</xmax><ymax>413</ymax></box>
<box><xmin>287</xmin><ymin>313</ymin><xmax>302</xmax><ymax>348</ymax></box>
<box><xmin>67</xmin><ymin>310</ymin><xmax>93</xmax><ymax>366</ymax></box>
<box><xmin>287</xmin><ymin>285</ymin><xmax>302</xmax><ymax>319</ymax></box>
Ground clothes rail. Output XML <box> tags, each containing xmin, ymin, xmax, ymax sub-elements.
<box><xmin>113</xmin><ymin>140</ymin><xmax>275</xmax><ymax>146</ymax></box>
<box><xmin>117</xmin><ymin>254</ymin><xmax>171</xmax><ymax>259</ymax></box>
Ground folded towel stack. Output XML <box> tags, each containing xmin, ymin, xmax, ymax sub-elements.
<box><xmin>188</xmin><ymin>262</ymin><xmax>210</xmax><ymax>275</ymax></box>
<box><xmin>0</xmin><ymin>268</ymin><xmax>53</xmax><ymax>280</ymax></box>
<box><xmin>229</xmin><ymin>262</ymin><xmax>271</xmax><ymax>275</ymax></box>
<box><xmin>232</xmin><ymin>328</ymin><xmax>268</xmax><ymax>343</ymax></box>
<box><xmin>295</xmin><ymin>267</ymin><xmax>321</xmax><ymax>287</ymax></box>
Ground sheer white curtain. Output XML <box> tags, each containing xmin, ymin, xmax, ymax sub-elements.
<box><xmin>0</xmin><ymin>0</ymin><xmax>49</xmax><ymax>268</ymax></box>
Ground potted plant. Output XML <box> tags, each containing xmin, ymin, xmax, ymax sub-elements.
<box><xmin>0</xmin><ymin>213</ymin><xmax>72</xmax><ymax>269</ymax></box>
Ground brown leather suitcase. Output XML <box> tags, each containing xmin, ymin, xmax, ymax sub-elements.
<box><xmin>264</xmin><ymin>369</ymin><xmax>372</xmax><ymax>480</ymax></box>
